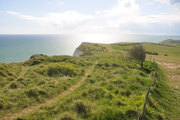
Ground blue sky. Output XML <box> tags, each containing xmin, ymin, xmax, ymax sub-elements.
<box><xmin>0</xmin><ymin>0</ymin><xmax>180</xmax><ymax>35</ymax></box>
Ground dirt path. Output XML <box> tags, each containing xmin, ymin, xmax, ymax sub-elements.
<box><xmin>17</xmin><ymin>67</ymin><xmax>28</xmax><ymax>79</ymax></box>
<box><xmin>2</xmin><ymin>62</ymin><xmax>97</xmax><ymax>120</ymax></box>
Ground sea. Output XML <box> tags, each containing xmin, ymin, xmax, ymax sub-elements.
<box><xmin>0</xmin><ymin>34</ymin><xmax>180</xmax><ymax>63</ymax></box>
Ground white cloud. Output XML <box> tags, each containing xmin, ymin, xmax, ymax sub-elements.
<box><xmin>57</xmin><ymin>1</ymin><xmax>64</xmax><ymax>5</ymax></box>
<box><xmin>101</xmin><ymin>0</ymin><xmax>140</xmax><ymax>17</ymax></box>
<box><xmin>96</xmin><ymin>0</ymin><xmax>180</xmax><ymax>28</ymax></box>
<box><xmin>7</xmin><ymin>11</ymin><xmax>94</xmax><ymax>31</ymax></box>
<box><xmin>154</xmin><ymin>0</ymin><xmax>171</xmax><ymax>4</ymax></box>
<box><xmin>154</xmin><ymin>0</ymin><xmax>180</xmax><ymax>4</ymax></box>
<box><xmin>6</xmin><ymin>0</ymin><xmax>180</xmax><ymax>34</ymax></box>
<box><xmin>7</xmin><ymin>11</ymin><xmax>38</xmax><ymax>20</ymax></box>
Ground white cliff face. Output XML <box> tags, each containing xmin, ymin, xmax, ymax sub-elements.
<box><xmin>73</xmin><ymin>48</ymin><xmax>84</xmax><ymax>56</ymax></box>
<box><xmin>73</xmin><ymin>42</ymin><xmax>90</xmax><ymax>56</ymax></box>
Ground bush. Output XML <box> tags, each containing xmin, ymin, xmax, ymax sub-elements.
<box><xmin>116</xmin><ymin>101</ymin><xmax>125</xmax><ymax>106</ymax></box>
<box><xmin>89</xmin><ymin>79</ymin><xmax>95</xmax><ymax>84</ymax></box>
<box><xmin>36</xmin><ymin>63</ymin><xmax>79</xmax><ymax>77</ymax></box>
<box><xmin>129</xmin><ymin>45</ymin><xmax>146</xmax><ymax>68</ymax></box>
<box><xmin>25</xmin><ymin>54</ymin><xmax>47</xmax><ymax>65</ymax></box>
<box><xmin>152</xmin><ymin>52</ymin><xmax>158</xmax><ymax>55</ymax></box>
<box><xmin>0</xmin><ymin>103</ymin><xmax>3</xmax><ymax>110</ymax></box>
<box><xmin>74</xmin><ymin>101</ymin><xmax>88</xmax><ymax>114</ymax></box>
<box><xmin>143</xmin><ymin>61</ymin><xmax>155</xmax><ymax>73</ymax></box>
<box><xmin>74</xmin><ymin>100</ymin><xmax>91</xmax><ymax>118</ymax></box>
<box><xmin>16</xmin><ymin>117</ymin><xmax>26</xmax><ymax>120</ymax></box>
<box><xmin>121</xmin><ymin>90</ymin><xmax>131</xmax><ymax>97</ymax></box>
<box><xmin>26</xmin><ymin>89</ymin><xmax>39</xmax><ymax>98</ymax></box>
<box><xmin>60</xmin><ymin>112</ymin><xmax>75</xmax><ymax>120</ymax></box>
<box><xmin>146</xmin><ymin>51</ymin><xmax>158</xmax><ymax>55</ymax></box>
<box><xmin>25</xmin><ymin>89</ymin><xmax>47</xmax><ymax>98</ymax></box>
<box><xmin>0</xmin><ymin>71</ymin><xmax>6</xmax><ymax>77</ymax></box>
<box><xmin>9</xmin><ymin>82</ymin><xmax>18</xmax><ymax>89</ymax></box>
<box><xmin>126</xmin><ymin>110</ymin><xmax>139</xmax><ymax>118</ymax></box>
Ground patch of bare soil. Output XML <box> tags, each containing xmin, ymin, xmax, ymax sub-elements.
<box><xmin>169</xmin><ymin>74</ymin><xmax>180</xmax><ymax>89</ymax></box>
<box><xmin>157</xmin><ymin>62</ymin><xmax>180</xmax><ymax>69</ymax></box>
<box><xmin>157</xmin><ymin>61</ymin><xmax>180</xmax><ymax>89</ymax></box>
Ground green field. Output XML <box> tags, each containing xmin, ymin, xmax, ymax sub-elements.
<box><xmin>0</xmin><ymin>40</ymin><xmax>180</xmax><ymax>120</ymax></box>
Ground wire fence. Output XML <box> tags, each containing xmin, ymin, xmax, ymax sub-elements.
<box><xmin>138</xmin><ymin>59</ymin><xmax>158</xmax><ymax>120</ymax></box>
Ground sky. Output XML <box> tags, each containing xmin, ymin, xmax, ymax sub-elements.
<box><xmin>0</xmin><ymin>0</ymin><xmax>180</xmax><ymax>35</ymax></box>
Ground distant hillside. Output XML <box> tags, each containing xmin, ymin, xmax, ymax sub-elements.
<box><xmin>159</xmin><ymin>39</ymin><xmax>180</xmax><ymax>46</ymax></box>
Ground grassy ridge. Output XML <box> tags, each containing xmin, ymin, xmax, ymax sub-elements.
<box><xmin>18</xmin><ymin>55</ymin><xmax>161</xmax><ymax>120</ymax></box>
<box><xmin>159</xmin><ymin>39</ymin><xmax>180</xmax><ymax>46</ymax></box>
<box><xmin>0</xmin><ymin>55</ymin><xmax>92</xmax><ymax>119</ymax></box>
<box><xmin>0</xmin><ymin>41</ymin><xmax>179</xmax><ymax>120</ymax></box>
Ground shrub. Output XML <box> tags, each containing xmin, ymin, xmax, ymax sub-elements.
<box><xmin>16</xmin><ymin>117</ymin><xmax>26</xmax><ymax>120</ymax></box>
<box><xmin>89</xmin><ymin>79</ymin><xmax>95</xmax><ymax>84</ymax></box>
<box><xmin>25</xmin><ymin>89</ymin><xmax>47</xmax><ymax>98</ymax></box>
<box><xmin>26</xmin><ymin>89</ymin><xmax>39</xmax><ymax>98</ymax></box>
<box><xmin>74</xmin><ymin>100</ymin><xmax>91</xmax><ymax>118</ymax></box>
<box><xmin>143</xmin><ymin>61</ymin><xmax>155</xmax><ymax>73</ymax></box>
<box><xmin>9</xmin><ymin>82</ymin><xmax>18</xmax><ymax>89</ymax></box>
<box><xmin>126</xmin><ymin>110</ymin><xmax>139</xmax><ymax>118</ymax></box>
<box><xmin>37</xmin><ymin>63</ymin><xmax>79</xmax><ymax>77</ymax></box>
<box><xmin>121</xmin><ymin>90</ymin><xmax>131</xmax><ymax>97</ymax></box>
<box><xmin>74</xmin><ymin>101</ymin><xmax>88</xmax><ymax>114</ymax></box>
<box><xmin>0</xmin><ymin>103</ymin><xmax>3</xmax><ymax>110</ymax></box>
<box><xmin>116</xmin><ymin>101</ymin><xmax>125</xmax><ymax>106</ymax></box>
<box><xmin>25</xmin><ymin>54</ymin><xmax>47</xmax><ymax>65</ymax></box>
<box><xmin>129</xmin><ymin>45</ymin><xmax>146</xmax><ymax>68</ymax></box>
<box><xmin>60</xmin><ymin>112</ymin><xmax>75</xmax><ymax>120</ymax></box>
<box><xmin>48</xmin><ymin>67</ymin><xmax>60</xmax><ymax>76</ymax></box>
<box><xmin>139</xmin><ymin>72</ymin><xmax>146</xmax><ymax>77</ymax></box>
<box><xmin>0</xmin><ymin>71</ymin><xmax>6</xmax><ymax>77</ymax></box>
<box><xmin>146</xmin><ymin>51</ymin><xmax>158</xmax><ymax>55</ymax></box>
<box><xmin>157</xmin><ymin>115</ymin><xmax>164</xmax><ymax>120</ymax></box>
<box><xmin>152</xmin><ymin>52</ymin><xmax>158</xmax><ymax>55</ymax></box>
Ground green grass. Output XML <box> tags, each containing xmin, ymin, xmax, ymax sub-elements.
<box><xmin>110</xmin><ymin>42</ymin><xmax>180</xmax><ymax>57</ymax></box>
<box><xmin>159</xmin><ymin>39</ymin><xmax>180</xmax><ymax>46</ymax></box>
<box><xmin>0</xmin><ymin>55</ymin><xmax>92</xmax><ymax>119</ymax></box>
<box><xmin>10</xmin><ymin>55</ymin><xmax>164</xmax><ymax>120</ymax></box>
<box><xmin>0</xmin><ymin>41</ymin><xmax>180</xmax><ymax>120</ymax></box>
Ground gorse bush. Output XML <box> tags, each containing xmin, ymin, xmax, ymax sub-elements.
<box><xmin>48</xmin><ymin>66</ymin><xmax>76</xmax><ymax>77</ymax></box>
<box><xmin>25</xmin><ymin>88</ymin><xmax>48</xmax><ymax>98</ymax></box>
<box><xmin>35</xmin><ymin>62</ymin><xmax>81</xmax><ymax>77</ymax></box>
<box><xmin>74</xmin><ymin>100</ymin><xmax>91</xmax><ymax>118</ymax></box>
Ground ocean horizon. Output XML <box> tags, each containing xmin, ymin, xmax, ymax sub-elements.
<box><xmin>0</xmin><ymin>34</ymin><xmax>180</xmax><ymax>63</ymax></box>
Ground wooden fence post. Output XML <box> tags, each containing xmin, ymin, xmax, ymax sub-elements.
<box><xmin>138</xmin><ymin>87</ymin><xmax>151</xmax><ymax>120</ymax></box>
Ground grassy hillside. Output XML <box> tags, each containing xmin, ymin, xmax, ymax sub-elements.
<box><xmin>0</xmin><ymin>42</ymin><xmax>179</xmax><ymax>120</ymax></box>
<box><xmin>159</xmin><ymin>39</ymin><xmax>180</xmax><ymax>46</ymax></box>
